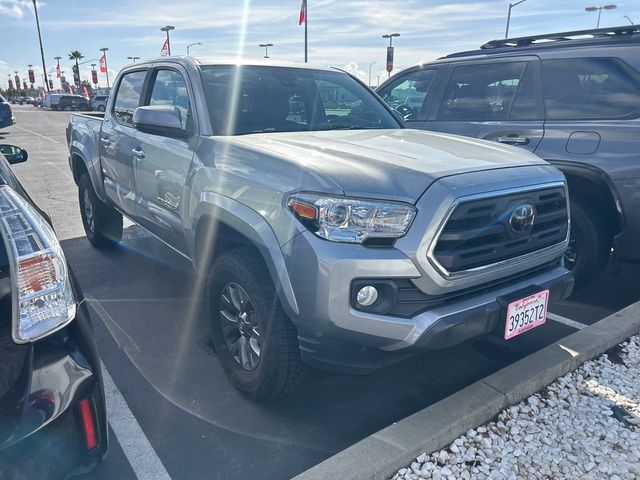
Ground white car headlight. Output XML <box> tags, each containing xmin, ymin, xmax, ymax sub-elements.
<box><xmin>0</xmin><ymin>185</ymin><xmax>76</xmax><ymax>343</ymax></box>
<box><xmin>288</xmin><ymin>192</ymin><xmax>416</xmax><ymax>243</ymax></box>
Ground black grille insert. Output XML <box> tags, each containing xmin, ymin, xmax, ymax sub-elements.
<box><xmin>433</xmin><ymin>187</ymin><xmax>568</xmax><ymax>273</ymax></box>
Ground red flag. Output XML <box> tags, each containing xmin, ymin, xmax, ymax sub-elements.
<box><xmin>299</xmin><ymin>0</ymin><xmax>307</xmax><ymax>25</ymax></box>
<box><xmin>56</xmin><ymin>63</ymin><xmax>61</xmax><ymax>78</ymax></box>
<box><xmin>82</xmin><ymin>85</ymin><xmax>90</xmax><ymax>98</ymax></box>
<box><xmin>160</xmin><ymin>38</ymin><xmax>169</xmax><ymax>57</ymax></box>
<box><xmin>99</xmin><ymin>55</ymin><xmax>107</xmax><ymax>73</ymax></box>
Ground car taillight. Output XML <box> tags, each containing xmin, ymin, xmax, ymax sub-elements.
<box><xmin>78</xmin><ymin>398</ymin><xmax>98</xmax><ymax>450</ymax></box>
<box><xmin>0</xmin><ymin>185</ymin><xmax>76</xmax><ymax>343</ymax></box>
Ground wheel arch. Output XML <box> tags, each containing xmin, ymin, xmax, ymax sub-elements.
<box><xmin>549</xmin><ymin>161</ymin><xmax>624</xmax><ymax>237</ymax></box>
<box><xmin>191</xmin><ymin>193</ymin><xmax>300</xmax><ymax>318</ymax></box>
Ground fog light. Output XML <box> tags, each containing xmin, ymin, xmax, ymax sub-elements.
<box><xmin>357</xmin><ymin>286</ymin><xmax>378</xmax><ymax>307</ymax></box>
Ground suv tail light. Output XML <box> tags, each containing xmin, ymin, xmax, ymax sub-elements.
<box><xmin>0</xmin><ymin>185</ymin><xmax>76</xmax><ymax>343</ymax></box>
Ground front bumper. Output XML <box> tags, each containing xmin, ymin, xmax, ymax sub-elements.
<box><xmin>284</xmin><ymin>233</ymin><xmax>573</xmax><ymax>374</ymax></box>
<box><xmin>0</xmin><ymin>297</ymin><xmax>108</xmax><ymax>478</ymax></box>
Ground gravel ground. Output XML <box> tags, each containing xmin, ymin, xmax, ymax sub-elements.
<box><xmin>392</xmin><ymin>335</ymin><xmax>640</xmax><ymax>480</ymax></box>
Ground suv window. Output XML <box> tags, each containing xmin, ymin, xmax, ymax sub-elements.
<box><xmin>378</xmin><ymin>69</ymin><xmax>437</xmax><ymax>121</ymax></box>
<box><xmin>438</xmin><ymin>62</ymin><xmax>537</xmax><ymax>121</ymax></box>
<box><xmin>148</xmin><ymin>69</ymin><xmax>191</xmax><ymax>129</ymax></box>
<box><xmin>542</xmin><ymin>58</ymin><xmax>640</xmax><ymax>120</ymax></box>
<box><xmin>112</xmin><ymin>70</ymin><xmax>147</xmax><ymax>126</ymax></box>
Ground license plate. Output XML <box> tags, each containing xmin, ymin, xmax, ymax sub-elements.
<box><xmin>504</xmin><ymin>289</ymin><xmax>549</xmax><ymax>340</ymax></box>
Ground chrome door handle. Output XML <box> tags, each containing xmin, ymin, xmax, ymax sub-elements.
<box><xmin>100</xmin><ymin>137</ymin><xmax>111</xmax><ymax>146</ymax></box>
<box><xmin>496</xmin><ymin>136</ymin><xmax>530</xmax><ymax>145</ymax></box>
<box><xmin>131</xmin><ymin>147</ymin><xmax>145</xmax><ymax>159</ymax></box>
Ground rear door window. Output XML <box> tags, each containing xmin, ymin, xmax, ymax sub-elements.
<box><xmin>112</xmin><ymin>70</ymin><xmax>147</xmax><ymax>126</ymax></box>
<box><xmin>542</xmin><ymin>58</ymin><xmax>640</xmax><ymax>120</ymax></box>
<box><xmin>437</xmin><ymin>62</ymin><xmax>538</xmax><ymax>121</ymax></box>
<box><xmin>378</xmin><ymin>69</ymin><xmax>437</xmax><ymax>121</ymax></box>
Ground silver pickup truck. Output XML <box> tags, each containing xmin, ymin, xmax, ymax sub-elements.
<box><xmin>68</xmin><ymin>58</ymin><xmax>574</xmax><ymax>400</ymax></box>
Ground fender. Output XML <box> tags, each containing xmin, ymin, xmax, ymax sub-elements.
<box><xmin>545</xmin><ymin>159</ymin><xmax>625</xmax><ymax>233</ymax></box>
<box><xmin>69</xmin><ymin>141</ymin><xmax>108</xmax><ymax>203</ymax></box>
<box><xmin>191</xmin><ymin>191</ymin><xmax>300</xmax><ymax>318</ymax></box>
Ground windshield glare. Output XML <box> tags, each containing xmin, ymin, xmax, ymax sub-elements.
<box><xmin>200</xmin><ymin>65</ymin><xmax>400</xmax><ymax>135</ymax></box>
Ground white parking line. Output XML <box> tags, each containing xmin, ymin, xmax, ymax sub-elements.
<box><xmin>547</xmin><ymin>312</ymin><xmax>587</xmax><ymax>330</ymax></box>
<box><xmin>102</xmin><ymin>363</ymin><xmax>172</xmax><ymax>480</ymax></box>
<box><xmin>12</xmin><ymin>125</ymin><xmax>61</xmax><ymax>144</ymax></box>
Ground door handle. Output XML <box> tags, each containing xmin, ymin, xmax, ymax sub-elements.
<box><xmin>131</xmin><ymin>147</ymin><xmax>146</xmax><ymax>159</ymax></box>
<box><xmin>100</xmin><ymin>136</ymin><xmax>111</xmax><ymax>146</ymax></box>
<box><xmin>496</xmin><ymin>136</ymin><xmax>530</xmax><ymax>146</ymax></box>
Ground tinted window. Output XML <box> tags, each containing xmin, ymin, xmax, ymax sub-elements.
<box><xmin>378</xmin><ymin>69</ymin><xmax>437</xmax><ymax>120</ymax></box>
<box><xmin>148</xmin><ymin>70</ymin><xmax>191</xmax><ymax>129</ymax></box>
<box><xmin>112</xmin><ymin>70</ymin><xmax>147</xmax><ymax>126</ymax></box>
<box><xmin>438</xmin><ymin>62</ymin><xmax>537</xmax><ymax>121</ymax></box>
<box><xmin>542</xmin><ymin>58</ymin><xmax>640</xmax><ymax>120</ymax></box>
<box><xmin>200</xmin><ymin>66</ymin><xmax>399</xmax><ymax>135</ymax></box>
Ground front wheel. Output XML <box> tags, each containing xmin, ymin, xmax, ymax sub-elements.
<box><xmin>564</xmin><ymin>200</ymin><xmax>611</xmax><ymax>288</ymax></box>
<box><xmin>78</xmin><ymin>174</ymin><xmax>123</xmax><ymax>248</ymax></box>
<box><xmin>207</xmin><ymin>247</ymin><xmax>310</xmax><ymax>400</ymax></box>
<box><xmin>97</xmin><ymin>105</ymin><xmax>106</xmax><ymax>112</ymax></box>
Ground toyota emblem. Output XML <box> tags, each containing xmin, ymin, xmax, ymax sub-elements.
<box><xmin>509</xmin><ymin>203</ymin><xmax>536</xmax><ymax>234</ymax></box>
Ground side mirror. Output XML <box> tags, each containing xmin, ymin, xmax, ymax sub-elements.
<box><xmin>0</xmin><ymin>145</ymin><xmax>28</xmax><ymax>165</ymax></box>
<box><xmin>133</xmin><ymin>105</ymin><xmax>191</xmax><ymax>139</ymax></box>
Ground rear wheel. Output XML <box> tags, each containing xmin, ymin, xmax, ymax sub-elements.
<box><xmin>207</xmin><ymin>247</ymin><xmax>309</xmax><ymax>400</ymax></box>
<box><xmin>98</xmin><ymin>105</ymin><xmax>106</xmax><ymax>112</ymax></box>
<box><xmin>78</xmin><ymin>174</ymin><xmax>123</xmax><ymax>248</ymax></box>
<box><xmin>565</xmin><ymin>199</ymin><xmax>611</xmax><ymax>288</ymax></box>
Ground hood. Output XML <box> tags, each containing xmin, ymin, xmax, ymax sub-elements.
<box><xmin>223</xmin><ymin>129</ymin><xmax>548</xmax><ymax>203</ymax></box>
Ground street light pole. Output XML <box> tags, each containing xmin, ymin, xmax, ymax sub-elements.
<box><xmin>624</xmin><ymin>15</ymin><xmax>634</xmax><ymax>25</ymax></box>
<box><xmin>585</xmin><ymin>4</ymin><xmax>617</xmax><ymax>28</ymax></box>
<box><xmin>187</xmin><ymin>42</ymin><xmax>202</xmax><ymax>55</ymax></box>
<box><xmin>32</xmin><ymin>0</ymin><xmax>50</xmax><ymax>91</ymax></box>
<box><xmin>160</xmin><ymin>25</ymin><xmax>175</xmax><ymax>55</ymax></box>
<box><xmin>505</xmin><ymin>0</ymin><xmax>528</xmax><ymax>38</ymax></box>
<box><xmin>100</xmin><ymin>48</ymin><xmax>110</xmax><ymax>88</ymax></box>
<box><xmin>368</xmin><ymin>61</ymin><xmax>376</xmax><ymax>87</ymax></box>
<box><xmin>382</xmin><ymin>33</ymin><xmax>400</xmax><ymax>79</ymax></box>
<box><xmin>258</xmin><ymin>43</ymin><xmax>273</xmax><ymax>58</ymax></box>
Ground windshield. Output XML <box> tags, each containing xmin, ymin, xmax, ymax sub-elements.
<box><xmin>200</xmin><ymin>65</ymin><xmax>401</xmax><ymax>135</ymax></box>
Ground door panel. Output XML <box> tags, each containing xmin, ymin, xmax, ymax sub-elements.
<box><xmin>100</xmin><ymin>69</ymin><xmax>148</xmax><ymax>216</ymax></box>
<box><xmin>423</xmin><ymin>58</ymin><xmax>545</xmax><ymax>154</ymax></box>
<box><xmin>133</xmin><ymin>68</ymin><xmax>195</xmax><ymax>252</ymax></box>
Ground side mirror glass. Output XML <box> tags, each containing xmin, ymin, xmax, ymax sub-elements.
<box><xmin>133</xmin><ymin>105</ymin><xmax>191</xmax><ymax>139</ymax></box>
<box><xmin>0</xmin><ymin>145</ymin><xmax>28</xmax><ymax>165</ymax></box>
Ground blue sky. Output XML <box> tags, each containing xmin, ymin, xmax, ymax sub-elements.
<box><xmin>1</xmin><ymin>0</ymin><xmax>639</xmax><ymax>89</ymax></box>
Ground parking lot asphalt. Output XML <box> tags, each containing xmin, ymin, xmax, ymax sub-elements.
<box><xmin>3</xmin><ymin>106</ymin><xmax>640</xmax><ymax>480</ymax></box>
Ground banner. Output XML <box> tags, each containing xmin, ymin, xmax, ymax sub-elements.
<box><xmin>8</xmin><ymin>80</ymin><xmax>13</xmax><ymax>90</ymax></box>
<box><xmin>386</xmin><ymin>46</ymin><xmax>394</xmax><ymax>73</ymax></box>
<box><xmin>28</xmin><ymin>69</ymin><xmax>35</xmax><ymax>85</ymax></box>
<box><xmin>82</xmin><ymin>85</ymin><xmax>90</xmax><ymax>97</ymax></box>
<box><xmin>160</xmin><ymin>38</ymin><xmax>170</xmax><ymax>56</ymax></box>
<box><xmin>92</xmin><ymin>69</ymin><xmax>98</xmax><ymax>85</ymax></box>
<box><xmin>56</xmin><ymin>63</ymin><xmax>61</xmax><ymax>78</ymax></box>
<box><xmin>99</xmin><ymin>55</ymin><xmax>107</xmax><ymax>73</ymax></box>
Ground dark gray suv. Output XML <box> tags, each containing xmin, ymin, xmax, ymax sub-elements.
<box><xmin>377</xmin><ymin>25</ymin><xmax>640</xmax><ymax>287</ymax></box>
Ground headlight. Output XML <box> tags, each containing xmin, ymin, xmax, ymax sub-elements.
<box><xmin>0</xmin><ymin>185</ymin><xmax>76</xmax><ymax>343</ymax></box>
<box><xmin>287</xmin><ymin>192</ymin><xmax>416</xmax><ymax>243</ymax></box>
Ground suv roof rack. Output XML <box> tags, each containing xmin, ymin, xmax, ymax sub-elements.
<box><xmin>481</xmin><ymin>25</ymin><xmax>639</xmax><ymax>49</ymax></box>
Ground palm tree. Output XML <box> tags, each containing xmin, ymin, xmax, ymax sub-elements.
<box><xmin>68</xmin><ymin>50</ymin><xmax>83</xmax><ymax>91</ymax></box>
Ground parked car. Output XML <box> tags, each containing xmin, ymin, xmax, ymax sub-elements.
<box><xmin>56</xmin><ymin>95</ymin><xmax>91</xmax><ymax>111</ymax></box>
<box><xmin>377</xmin><ymin>25</ymin><xmax>640</xmax><ymax>287</ymax></box>
<box><xmin>0</xmin><ymin>144</ymin><xmax>108</xmax><ymax>477</ymax></box>
<box><xmin>43</xmin><ymin>93</ymin><xmax>64</xmax><ymax>110</ymax></box>
<box><xmin>68</xmin><ymin>58</ymin><xmax>573</xmax><ymax>400</ymax></box>
<box><xmin>90</xmin><ymin>95</ymin><xmax>109</xmax><ymax>112</ymax></box>
<box><xmin>0</xmin><ymin>94</ymin><xmax>15</xmax><ymax>128</ymax></box>
<box><xmin>23</xmin><ymin>97</ymin><xmax>36</xmax><ymax>105</ymax></box>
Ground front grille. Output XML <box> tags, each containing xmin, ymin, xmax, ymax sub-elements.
<box><xmin>433</xmin><ymin>186</ymin><xmax>568</xmax><ymax>273</ymax></box>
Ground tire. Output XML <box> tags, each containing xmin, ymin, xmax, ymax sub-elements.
<box><xmin>78</xmin><ymin>174</ymin><xmax>123</xmax><ymax>248</ymax></box>
<box><xmin>64</xmin><ymin>105</ymin><xmax>72</xmax><ymax>111</ymax></box>
<box><xmin>98</xmin><ymin>105</ymin><xmax>106</xmax><ymax>112</ymax></box>
<box><xmin>565</xmin><ymin>199</ymin><xmax>611</xmax><ymax>288</ymax></box>
<box><xmin>207</xmin><ymin>247</ymin><xmax>309</xmax><ymax>400</ymax></box>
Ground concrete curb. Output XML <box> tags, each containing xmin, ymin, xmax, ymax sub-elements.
<box><xmin>293</xmin><ymin>302</ymin><xmax>640</xmax><ymax>480</ymax></box>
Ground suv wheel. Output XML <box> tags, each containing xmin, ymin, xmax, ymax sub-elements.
<box><xmin>78</xmin><ymin>174</ymin><xmax>123</xmax><ymax>248</ymax></box>
<box><xmin>207</xmin><ymin>247</ymin><xmax>309</xmax><ymax>400</ymax></box>
<box><xmin>565</xmin><ymin>199</ymin><xmax>611</xmax><ymax>288</ymax></box>
<box><xmin>98</xmin><ymin>105</ymin><xmax>106</xmax><ymax>112</ymax></box>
